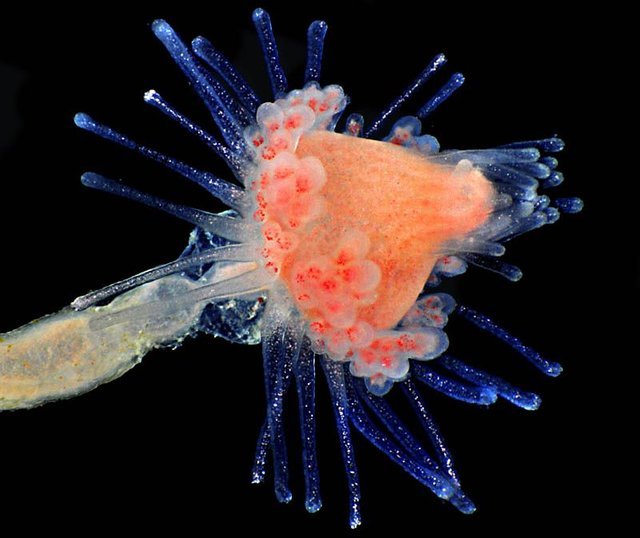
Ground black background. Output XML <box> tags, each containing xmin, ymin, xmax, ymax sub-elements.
<box><xmin>0</xmin><ymin>1</ymin><xmax>629</xmax><ymax>534</ymax></box>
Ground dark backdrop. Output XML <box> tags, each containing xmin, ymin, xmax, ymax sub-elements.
<box><xmin>0</xmin><ymin>1</ymin><xmax>628</xmax><ymax>534</ymax></box>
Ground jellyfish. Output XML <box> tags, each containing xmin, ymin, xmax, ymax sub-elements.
<box><xmin>0</xmin><ymin>8</ymin><xmax>582</xmax><ymax>528</ymax></box>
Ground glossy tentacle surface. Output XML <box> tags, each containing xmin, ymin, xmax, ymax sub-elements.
<box><xmin>1</xmin><ymin>7</ymin><xmax>583</xmax><ymax>528</ymax></box>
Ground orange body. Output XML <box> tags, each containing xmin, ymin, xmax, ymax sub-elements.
<box><xmin>286</xmin><ymin>131</ymin><xmax>495</xmax><ymax>329</ymax></box>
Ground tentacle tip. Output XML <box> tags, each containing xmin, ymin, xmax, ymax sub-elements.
<box><xmin>507</xmin><ymin>267</ymin><xmax>524</xmax><ymax>282</ymax></box>
<box><xmin>349</xmin><ymin>514</ymin><xmax>362</xmax><ymax>529</ymax></box>
<box><xmin>521</xmin><ymin>395</ymin><xmax>543</xmax><ymax>411</ymax></box>
<box><xmin>275</xmin><ymin>488</ymin><xmax>293</xmax><ymax>504</ymax></box>
<box><xmin>311</xmin><ymin>20</ymin><xmax>328</xmax><ymax>31</ymax></box>
<box><xmin>548</xmin><ymin>137</ymin><xmax>565</xmax><ymax>152</ymax></box>
<box><xmin>150</xmin><ymin>19</ymin><xmax>172</xmax><ymax>38</ymax></box>
<box><xmin>452</xmin><ymin>72</ymin><xmax>466</xmax><ymax>85</ymax></box>
<box><xmin>305</xmin><ymin>498</ymin><xmax>323</xmax><ymax>513</ymax></box>
<box><xmin>69</xmin><ymin>298</ymin><xmax>85</xmax><ymax>311</ymax></box>
<box><xmin>73</xmin><ymin>112</ymin><xmax>92</xmax><ymax>129</ymax></box>
<box><xmin>544</xmin><ymin>362</ymin><xmax>563</xmax><ymax>377</ymax></box>
<box><xmin>451</xmin><ymin>492</ymin><xmax>477</xmax><ymax>514</ymax></box>
<box><xmin>252</xmin><ymin>7</ymin><xmax>267</xmax><ymax>21</ymax></box>
<box><xmin>80</xmin><ymin>171</ymin><xmax>100</xmax><ymax>187</ymax></box>
<box><xmin>555</xmin><ymin>197</ymin><xmax>584</xmax><ymax>214</ymax></box>
<box><xmin>143</xmin><ymin>89</ymin><xmax>158</xmax><ymax>102</ymax></box>
<box><xmin>481</xmin><ymin>388</ymin><xmax>499</xmax><ymax>405</ymax></box>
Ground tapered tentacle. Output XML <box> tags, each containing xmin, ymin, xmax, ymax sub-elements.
<box><xmin>71</xmin><ymin>244</ymin><xmax>257</xmax><ymax>311</ymax></box>
<box><xmin>456</xmin><ymin>305</ymin><xmax>562</xmax><ymax>376</ymax></box>
<box><xmin>293</xmin><ymin>339</ymin><xmax>322</xmax><ymax>513</ymax></box>
<box><xmin>463</xmin><ymin>254</ymin><xmax>523</xmax><ymax>282</ymax></box>
<box><xmin>80</xmin><ymin>172</ymin><xmax>251</xmax><ymax>241</ymax></box>
<box><xmin>401</xmin><ymin>379</ymin><xmax>476</xmax><ymax>514</ymax></box>
<box><xmin>262</xmin><ymin>322</ymin><xmax>303</xmax><ymax>503</ymax></box>
<box><xmin>252</xmin><ymin>8</ymin><xmax>288</xmax><ymax>97</ymax></box>
<box><xmin>365</xmin><ymin>53</ymin><xmax>446</xmax><ymax>138</ymax></box>
<box><xmin>353</xmin><ymin>378</ymin><xmax>442</xmax><ymax>472</ymax></box>
<box><xmin>343</xmin><ymin>374</ymin><xmax>456</xmax><ymax>501</ymax></box>
<box><xmin>321</xmin><ymin>360</ymin><xmax>362</xmax><ymax>529</ymax></box>
<box><xmin>251</xmin><ymin>420</ymin><xmax>271</xmax><ymax>485</ymax></box>
<box><xmin>417</xmin><ymin>72</ymin><xmax>465</xmax><ymax>119</ymax></box>
<box><xmin>192</xmin><ymin>36</ymin><xmax>261</xmax><ymax>115</ymax></box>
<box><xmin>73</xmin><ymin>113</ymin><xmax>247</xmax><ymax>211</ymax></box>
<box><xmin>439</xmin><ymin>355</ymin><xmax>542</xmax><ymax>410</ymax></box>
<box><xmin>87</xmin><ymin>266</ymin><xmax>265</xmax><ymax>331</ymax></box>
<box><xmin>151</xmin><ymin>19</ymin><xmax>248</xmax><ymax>153</ymax></box>
<box><xmin>412</xmin><ymin>362</ymin><xmax>498</xmax><ymax>405</ymax></box>
<box><xmin>143</xmin><ymin>90</ymin><xmax>243</xmax><ymax>175</ymax></box>
<box><xmin>304</xmin><ymin>20</ymin><xmax>328</xmax><ymax>84</ymax></box>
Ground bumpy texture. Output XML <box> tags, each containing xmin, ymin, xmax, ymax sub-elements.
<box><xmin>0</xmin><ymin>8</ymin><xmax>583</xmax><ymax>528</ymax></box>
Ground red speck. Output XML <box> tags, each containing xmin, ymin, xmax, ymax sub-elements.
<box><xmin>360</xmin><ymin>348</ymin><xmax>376</xmax><ymax>364</ymax></box>
<box><xmin>272</xmin><ymin>136</ymin><xmax>290</xmax><ymax>151</ymax></box>
<box><xmin>397</xmin><ymin>334</ymin><xmax>417</xmax><ymax>351</ymax></box>
<box><xmin>298</xmin><ymin>294</ymin><xmax>311</xmax><ymax>302</ymax></box>
<box><xmin>285</xmin><ymin>114</ymin><xmax>301</xmax><ymax>129</ymax></box>
<box><xmin>321</xmin><ymin>279</ymin><xmax>338</xmax><ymax>292</ymax></box>
<box><xmin>380</xmin><ymin>355</ymin><xmax>394</xmax><ymax>368</ymax></box>
<box><xmin>310</xmin><ymin>321</ymin><xmax>327</xmax><ymax>334</ymax></box>
<box><xmin>335</xmin><ymin>250</ymin><xmax>350</xmax><ymax>266</ymax></box>
<box><xmin>318</xmin><ymin>101</ymin><xmax>329</xmax><ymax>112</ymax></box>
<box><xmin>308</xmin><ymin>98</ymin><xmax>318</xmax><ymax>111</ymax></box>
<box><xmin>276</xmin><ymin>236</ymin><xmax>293</xmax><ymax>250</ymax></box>
<box><xmin>252</xmin><ymin>135</ymin><xmax>264</xmax><ymax>147</ymax></box>
<box><xmin>275</xmin><ymin>166</ymin><xmax>294</xmax><ymax>180</ymax></box>
<box><xmin>262</xmin><ymin>147</ymin><xmax>276</xmax><ymax>160</ymax></box>
<box><xmin>379</xmin><ymin>340</ymin><xmax>394</xmax><ymax>353</ymax></box>
<box><xmin>340</xmin><ymin>266</ymin><xmax>356</xmax><ymax>283</ymax></box>
<box><xmin>296</xmin><ymin>175</ymin><xmax>311</xmax><ymax>193</ymax></box>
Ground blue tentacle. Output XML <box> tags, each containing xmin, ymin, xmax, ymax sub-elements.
<box><xmin>321</xmin><ymin>360</ymin><xmax>362</xmax><ymax>529</ymax></box>
<box><xmin>252</xmin><ymin>8</ymin><xmax>288</xmax><ymax>97</ymax></box>
<box><xmin>293</xmin><ymin>339</ymin><xmax>322</xmax><ymax>513</ymax></box>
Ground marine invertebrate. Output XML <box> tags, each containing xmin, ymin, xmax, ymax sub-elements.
<box><xmin>0</xmin><ymin>8</ymin><xmax>582</xmax><ymax>527</ymax></box>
